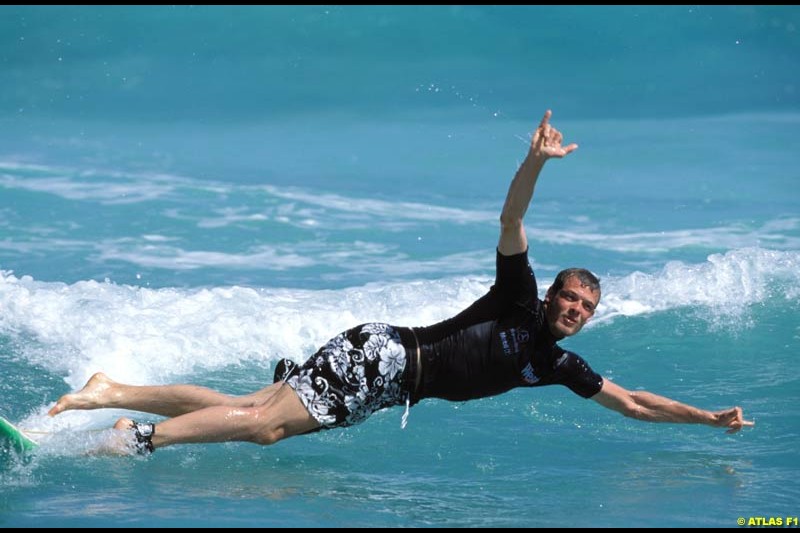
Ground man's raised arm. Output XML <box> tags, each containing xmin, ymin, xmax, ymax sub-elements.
<box><xmin>498</xmin><ymin>110</ymin><xmax>578</xmax><ymax>256</ymax></box>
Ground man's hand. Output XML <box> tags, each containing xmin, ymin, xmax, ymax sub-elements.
<box><xmin>530</xmin><ymin>109</ymin><xmax>578</xmax><ymax>160</ymax></box>
<box><xmin>711</xmin><ymin>406</ymin><xmax>755</xmax><ymax>434</ymax></box>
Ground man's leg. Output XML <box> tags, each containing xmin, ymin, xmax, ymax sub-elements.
<box><xmin>49</xmin><ymin>372</ymin><xmax>283</xmax><ymax>418</ymax></box>
<box><xmin>114</xmin><ymin>383</ymin><xmax>318</xmax><ymax>450</ymax></box>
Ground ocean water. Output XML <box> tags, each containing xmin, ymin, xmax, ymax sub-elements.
<box><xmin>1</xmin><ymin>5</ymin><xmax>799</xmax><ymax>528</ymax></box>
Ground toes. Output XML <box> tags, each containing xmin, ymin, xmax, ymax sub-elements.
<box><xmin>47</xmin><ymin>398</ymin><xmax>67</xmax><ymax>417</ymax></box>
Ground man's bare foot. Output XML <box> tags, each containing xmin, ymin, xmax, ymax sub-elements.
<box><xmin>48</xmin><ymin>372</ymin><xmax>117</xmax><ymax>416</ymax></box>
<box><xmin>88</xmin><ymin>417</ymin><xmax>138</xmax><ymax>456</ymax></box>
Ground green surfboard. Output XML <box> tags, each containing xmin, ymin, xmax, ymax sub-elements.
<box><xmin>0</xmin><ymin>415</ymin><xmax>39</xmax><ymax>453</ymax></box>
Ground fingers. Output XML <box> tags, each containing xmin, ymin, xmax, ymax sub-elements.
<box><xmin>721</xmin><ymin>406</ymin><xmax>754</xmax><ymax>434</ymax></box>
<box><xmin>725</xmin><ymin>421</ymin><xmax>753</xmax><ymax>434</ymax></box>
<box><xmin>532</xmin><ymin>125</ymin><xmax>547</xmax><ymax>151</ymax></box>
<box><xmin>538</xmin><ymin>109</ymin><xmax>552</xmax><ymax>130</ymax></box>
<box><xmin>536</xmin><ymin>111</ymin><xmax>553</xmax><ymax>147</ymax></box>
<box><xmin>531</xmin><ymin>110</ymin><xmax>577</xmax><ymax>158</ymax></box>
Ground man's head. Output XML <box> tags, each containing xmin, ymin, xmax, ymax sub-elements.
<box><xmin>543</xmin><ymin>268</ymin><xmax>601</xmax><ymax>339</ymax></box>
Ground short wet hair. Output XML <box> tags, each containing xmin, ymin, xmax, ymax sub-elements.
<box><xmin>548</xmin><ymin>268</ymin><xmax>601</xmax><ymax>299</ymax></box>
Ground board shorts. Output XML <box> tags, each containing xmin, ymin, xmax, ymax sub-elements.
<box><xmin>283</xmin><ymin>323</ymin><xmax>409</xmax><ymax>429</ymax></box>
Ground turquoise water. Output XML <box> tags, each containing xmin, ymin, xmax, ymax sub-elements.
<box><xmin>1</xmin><ymin>5</ymin><xmax>799</xmax><ymax>528</ymax></box>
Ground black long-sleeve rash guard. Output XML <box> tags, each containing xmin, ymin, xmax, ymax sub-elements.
<box><xmin>410</xmin><ymin>249</ymin><xmax>603</xmax><ymax>404</ymax></box>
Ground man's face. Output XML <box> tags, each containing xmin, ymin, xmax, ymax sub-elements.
<box><xmin>544</xmin><ymin>276</ymin><xmax>599</xmax><ymax>339</ymax></box>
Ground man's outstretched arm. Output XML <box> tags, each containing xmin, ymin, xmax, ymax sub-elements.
<box><xmin>593</xmin><ymin>378</ymin><xmax>755</xmax><ymax>434</ymax></box>
<box><xmin>498</xmin><ymin>109</ymin><xmax>578</xmax><ymax>256</ymax></box>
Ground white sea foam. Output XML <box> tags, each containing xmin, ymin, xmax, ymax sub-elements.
<box><xmin>89</xmin><ymin>238</ymin><xmax>496</xmax><ymax>276</ymax></box>
<box><xmin>0</xmin><ymin>162</ymin><xmax>215</xmax><ymax>205</ymax></box>
<box><xmin>0</xmin><ymin>160</ymin><xmax>495</xmax><ymax>224</ymax></box>
<box><xmin>260</xmin><ymin>185</ymin><xmax>496</xmax><ymax>225</ymax></box>
<box><xmin>595</xmin><ymin>248</ymin><xmax>800</xmax><ymax>327</ymax></box>
<box><xmin>0</xmin><ymin>174</ymin><xmax>177</xmax><ymax>205</ymax></box>
<box><xmin>530</xmin><ymin>219</ymin><xmax>800</xmax><ymax>253</ymax></box>
<box><xmin>95</xmin><ymin>241</ymin><xmax>316</xmax><ymax>270</ymax></box>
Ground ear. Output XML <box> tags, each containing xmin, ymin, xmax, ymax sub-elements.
<box><xmin>544</xmin><ymin>287</ymin><xmax>555</xmax><ymax>303</ymax></box>
<box><xmin>543</xmin><ymin>289</ymin><xmax>553</xmax><ymax>308</ymax></box>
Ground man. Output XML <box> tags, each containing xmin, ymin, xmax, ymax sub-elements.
<box><xmin>48</xmin><ymin>110</ymin><xmax>753</xmax><ymax>455</ymax></box>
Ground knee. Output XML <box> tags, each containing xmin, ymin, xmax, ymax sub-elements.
<box><xmin>246</xmin><ymin>386</ymin><xmax>316</xmax><ymax>445</ymax></box>
<box><xmin>241</xmin><ymin>405</ymin><xmax>288</xmax><ymax>446</ymax></box>
<box><xmin>251</xmin><ymin>425</ymin><xmax>286</xmax><ymax>446</ymax></box>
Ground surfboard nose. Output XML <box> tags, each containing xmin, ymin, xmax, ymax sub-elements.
<box><xmin>0</xmin><ymin>416</ymin><xmax>39</xmax><ymax>453</ymax></box>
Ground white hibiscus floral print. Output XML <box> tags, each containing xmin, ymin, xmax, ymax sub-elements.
<box><xmin>378</xmin><ymin>339</ymin><xmax>404</xmax><ymax>380</ymax></box>
<box><xmin>289</xmin><ymin>372</ymin><xmax>336</xmax><ymax>426</ymax></box>
<box><xmin>285</xmin><ymin>323</ymin><xmax>408</xmax><ymax>428</ymax></box>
